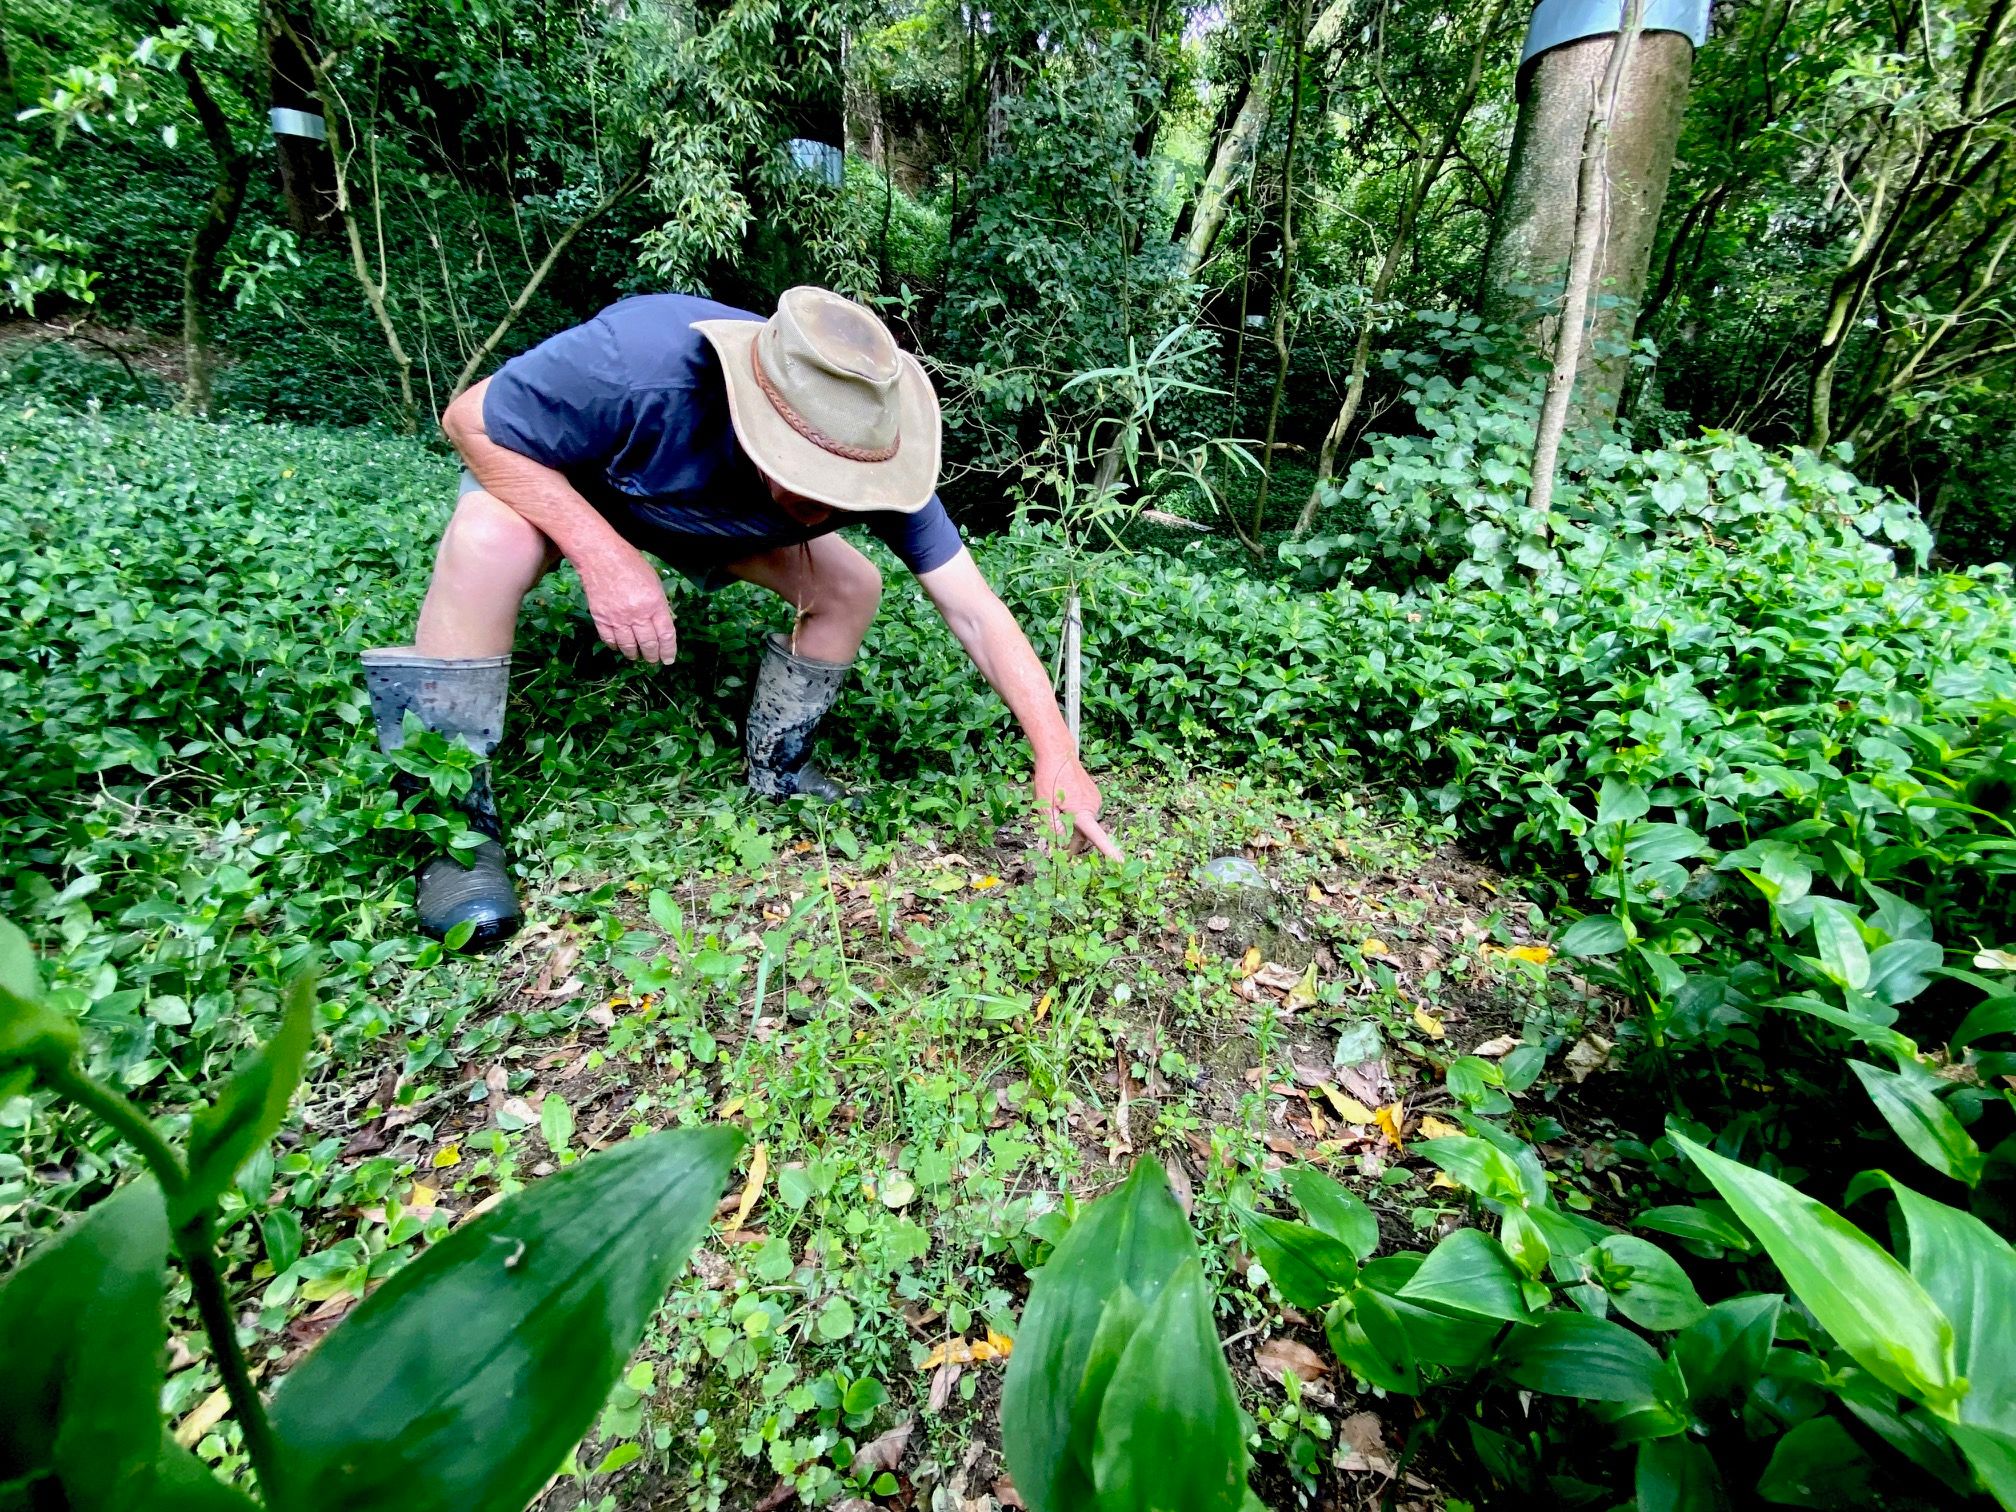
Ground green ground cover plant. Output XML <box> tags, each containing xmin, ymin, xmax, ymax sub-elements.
<box><xmin>3</xmin><ymin>354</ymin><xmax>2015</xmax><ymax>1508</ymax></box>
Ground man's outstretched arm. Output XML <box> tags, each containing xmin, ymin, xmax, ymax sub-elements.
<box><xmin>916</xmin><ymin>549</ymin><xmax>1122</xmax><ymax>859</ymax></box>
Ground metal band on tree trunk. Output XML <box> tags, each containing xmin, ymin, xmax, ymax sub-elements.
<box><xmin>269</xmin><ymin>107</ymin><xmax>327</xmax><ymax>140</ymax></box>
<box><xmin>1520</xmin><ymin>0</ymin><xmax>1711</xmax><ymax>68</ymax></box>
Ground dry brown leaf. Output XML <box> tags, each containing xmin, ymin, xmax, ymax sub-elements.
<box><xmin>1471</xmin><ymin>1034</ymin><xmax>1520</xmax><ymax>1059</ymax></box>
<box><xmin>995</xmin><ymin>1475</ymin><xmax>1026</xmax><ymax>1508</ymax></box>
<box><xmin>731</xmin><ymin>1143</ymin><xmax>768</xmax><ymax>1229</ymax></box>
<box><xmin>1254</xmin><ymin>1337</ymin><xmax>1328</xmax><ymax>1384</ymax></box>
<box><xmin>928</xmin><ymin>1359</ymin><xmax>962</xmax><ymax>1412</ymax></box>
<box><xmin>1206</xmin><ymin>914</ymin><xmax>1232</xmax><ymax>932</ymax></box>
<box><xmin>1335</xmin><ymin>1411</ymin><xmax>1395</xmax><ymax>1477</ymax></box>
<box><xmin>1564</xmin><ymin>1035</ymin><xmax>1612</xmax><ymax>1082</ymax></box>
<box><xmin>854</xmin><ymin>1418</ymin><xmax>914</xmax><ymax>1477</ymax></box>
<box><xmin>1253</xmin><ymin>962</ymin><xmax>1302</xmax><ymax>992</ymax></box>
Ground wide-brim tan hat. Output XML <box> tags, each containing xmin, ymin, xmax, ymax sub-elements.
<box><xmin>693</xmin><ymin>287</ymin><xmax>941</xmax><ymax>514</ymax></box>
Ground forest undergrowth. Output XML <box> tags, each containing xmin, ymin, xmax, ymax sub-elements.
<box><xmin>4</xmin><ymin>356</ymin><xmax>2016</xmax><ymax>1510</ymax></box>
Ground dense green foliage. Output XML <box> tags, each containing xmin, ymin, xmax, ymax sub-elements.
<box><xmin>7</xmin><ymin>0</ymin><xmax>2016</xmax><ymax>1503</ymax></box>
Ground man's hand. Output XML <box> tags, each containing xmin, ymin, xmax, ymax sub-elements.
<box><xmin>1034</xmin><ymin>751</ymin><xmax>1123</xmax><ymax>861</ymax></box>
<box><xmin>578</xmin><ymin>545</ymin><xmax>678</xmax><ymax>664</ymax></box>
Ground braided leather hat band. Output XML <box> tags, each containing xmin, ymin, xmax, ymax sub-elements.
<box><xmin>750</xmin><ymin>343</ymin><xmax>902</xmax><ymax>465</ymax></box>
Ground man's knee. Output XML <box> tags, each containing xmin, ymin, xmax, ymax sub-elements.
<box><xmin>441</xmin><ymin>493</ymin><xmax>554</xmax><ymax>586</ymax></box>
<box><xmin>833</xmin><ymin>551</ymin><xmax>882</xmax><ymax>621</ymax></box>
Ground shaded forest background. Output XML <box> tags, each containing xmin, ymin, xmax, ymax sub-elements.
<box><xmin>3</xmin><ymin>0</ymin><xmax>2013</xmax><ymax>565</ymax></box>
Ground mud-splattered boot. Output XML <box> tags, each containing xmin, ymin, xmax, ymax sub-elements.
<box><xmin>745</xmin><ymin>632</ymin><xmax>858</xmax><ymax>806</ymax></box>
<box><xmin>361</xmin><ymin>649</ymin><xmax>523</xmax><ymax>948</ymax></box>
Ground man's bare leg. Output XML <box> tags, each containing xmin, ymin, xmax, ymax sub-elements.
<box><xmin>724</xmin><ymin>533</ymin><xmax>883</xmax><ymax>662</ymax></box>
<box><xmin>413</xmin><ymin>488</ymin><xmax>561</xmax><ymax>658</ymax></box>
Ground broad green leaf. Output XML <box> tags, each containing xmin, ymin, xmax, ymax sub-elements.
<box><xmin>1635</xmin><ymin>1203</ymin><xmax>1753</xmax><ymax>1255</ymax></box>
<box><xmin>540</xmin><ymin>1091</ymin><xmax>574</xmax><ymax>1155</ymax></box>
<box><xmin>1235</xmin><ymin>1209</ymin><xmax>1359</xmax><ymax>1310</ymax></box>
<box><xmin>1286</xmin><ymin>1168</ymin><xmax>1379</xmax><ymax>1260</ymax></box>
<box><xmin>153</xmin><ymin>1437</ymin><xmax>261</xmax><ymax>1510</ymax></box>
<box><xmin>1849</xmin><ymin>1061</ymin><xmax>1985</xmax><ymax>1187</ymax></box>
<box><xmin>1865</xmin><ymin>940</ymin><xmax>1944</xmax><ymax>1008</ymax></box>
<box><xmin>1756</xmin><ymin>1417</ymin><xmax>1873</xmax><ymax>1506</ymax></box>
<box><xmin>1624</xmin><ymin>822</ymin><xmax>1706</xmax><ymax>865</ymax></box>
<box><xmin>1636</xmin><ymin>1435</ymin><xmax>1721</xmax><ymax>1512</ymax></box>
<box><xmin>1397</xmin><ymin>1229</ymin><xmax>1529</xmax><ymax>1322</ymax></box>
<box><xmin>1358</xmin><ymin>1256</ymin><xmax>1502</xmax><ymax>1369</ymax></box>
<box><xmin>180</xmin><ymin>976</ymin><xmax>315</xmax><ymax>1224</ymax></box>
<box><xmin>1091</xmin><ymin>1259</ymin><xmax>1248</xmax><ymax>1512</ymax></box>
<box><xmin>1674</xmin><ymin>1294</ymin><xmax>1780</xmax><ymax>1407</ymax></box>
<box><xmin>1500</xmin><ymin>1204</ymin><xmax>1551</xmax><ymax>1279</ymax></box>
<box><xmin>1596</xmin><ymin>778</ymin><xmax>1650</xmax><ymax>826</ymax></box>
<box><xmin>1731</xmin><ymin>840</ymin><xmax>1812</xmax><ymax>907</ymax></box>
<box><xmin>1002</xmin><ymin>1159</ymin><xmax>1198</xmax><ymax>1512</ymax></box>
<box><xmin>1809</xmin><ymin>899</ymin><xmax>1871</xmax><ymax>991</ymax></box>
<box><xmin>1496</xmin><ymin>1311</ymin><xmax>1665</xmax><ymax>1403</ymax></box>
<box><xmin>1414</xmin><ymin>1135</ymin><xmax>1529</xmax><ymax>1205</ymax></box>
<box><xmin>1671</xmin><ymin>1131</ymin><xmax>1959</xmax><ymax>1412</ymax></box>
<box><xmin>1558</xmin><ymin>913</ymin><xmax>1627</xmax><ymax>958</ymax></box>
<box><xmin>1864</xmin><ymin>881</ymin><xmax>1931</xmax><ymax>942</ymax></box>
<box><xmin>1944</xmin><ymin>1423</ymin><xmax>2016</xmax><ymax>1511</ymax></box>
<box><xmin>1324</xmin><ymin>1288</ymin><xmax>1417</xmax><ymax>1394</ymax></box>
<box><xmin>1066</xmin><ymin>1287</ymin><xmax>1146</xmax><ymax>1476</ymax></box>
<box><xmin>1878</xmin><ymin>1178</ymin><xmax>2016</xmax><ymax>1431</ymax></box>
<box><xmin>0</xmin><ymin>917</ymin><xmax>79</xmax><ymax>1072</ymax></box>
<box><xmin>268</xmin><ymin>1126</ymin><xmax>741</xmax><ymax>1512</ymax></box>
<box><xmin>0</xmin><ymin>1179</ymin><xmax>169</xmax><ymax>1510</ymax></box>
<box><xmin>1951</xmin><ymin>995</ymin><xmax>2016</xmax><ymax>1053</ymax></box>
<box><xmin>1591</xmin><ymin>1236</ymin><xmax>1707</xmax><ymax>1331</ymax></box>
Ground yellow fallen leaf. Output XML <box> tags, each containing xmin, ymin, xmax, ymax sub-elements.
<box><xmin>1419</xmin><ymin>1115</ymin><xmax>1463</xmax><ymax>1140</ymax></box>
<box><xmin>1430</xmin><ymin>1171</ymin><xmax>1462</xmax><ymax>1191</ymax></box>
<box><xmin>1184</xmin><ymin>935</ymin><xmax>1205</xmax><ymax>970</ymax></box>
<box><xmin>432</xmin><ymin>1144</ymin><xmax>461</xmax><ymax>1169</ymax></box>
<box><xmin>1034</xmin><ymin>991</ymin><xmax>1053</xmax><ymax>1023</ymax></box>
<box><xmin>1374</xmin><ymin>1102</ymin><xmax>1407</xmax><ymax>1148</ymax></box>
<box><xmin>971</xmin><ymin>874</ymin><xmax>1002</xmax><ymax>891</ymax></box>
<box><xmin>1361</xmin><ymin>937</ymin><xmax>1390</xmax><ymax>957</ymax></box>
<box><xmin>1240</xmin><ymin>946</ymin><xmax>1262</xmax><ymax>979</ymax></box>
<box><xmin>920</xmin><ymin>1338</ymin><xmax>978</xmax><ymax>1371</ymax></box>
<box><xmin>1309</xmin><ymin>1103</ymin><xmax>1328</xmax><ymax>1136</ymax></box>
<box><xmin>406</xmin><ymin>1182</ymin><xmax>439</xmax><ymax>1218</ymax></box>
<box><xmin>1322</xmin><ymin>1087</ymin><xmax>1379</xmax><ymax>1124</ymax></box>
<box><xmin>173</xmin><ymin>1386</ymin><xmax>231</xmax><ymax>1448</ymax></box>
<box><xmin>1285</xmin><ymin>961</ymin><xmax>1320</xmax><ymax>1011</ymax></box>
<box><xmin>1307</xmin><ymin>883</ymin><xmax>1323</xmax><ymax>902</ymax></box>
<box><xmin>970</xmin><ymin>1339</ymin><xmax>998</xmax><ymax>1361</ymax></box>
<box><xmin>716</xmin><ymin>1095</ymin><xmax>746</xmax><ymax>1119</ymax></box>
<box><xmin>987</xmin><ymin>1326</ymin><xmax>1014</xmax><ymax>1358</ymax></box>
<box><xmin>1508</xmin><ymin>944</ymin><xmax>1552</xmax><ymax>965</ymax></box>
<box><xmin>731</xmin><ymin>1143</ymin><xmax>768</xmax><ymax>1229</ymax></box>
<box><xmin>1413</xmin><ymin>1005</ymin><xmax>1446</xmax><ymax>1039</ymax></box>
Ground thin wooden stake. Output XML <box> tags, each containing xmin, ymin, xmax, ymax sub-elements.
<box><xmin>1062</xmin><ymin>586</ymin><xmax>1083</xmax><ymax>749</ymax></box>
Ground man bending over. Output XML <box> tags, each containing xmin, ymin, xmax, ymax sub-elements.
<box><xmin>362</xmin><ymin>286</ymin><xmax>1117</xmax><ymax>946</ymax></box>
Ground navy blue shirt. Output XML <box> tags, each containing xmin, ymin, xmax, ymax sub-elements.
<box><xmin>482</xmin><ymin>293</ymin><xmax>964</xmax><ymax>577</ymax></box>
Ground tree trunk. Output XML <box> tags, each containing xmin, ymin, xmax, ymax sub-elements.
<box><xmin>1526</xmin><ymin>1</ymin><xmax>1647</xmax><ymax>526</ymax></box>
<box><xmin>1297</xmin><ymin>0</ymin><xmax>1511</xmax><ymax>533</ymax></box>
<box><xmin>1178</xmin><ymin>46</ymin><xmax>1285</xmax><ymax>278</ymax></box>
<box><xmin>1482</xmin><ymin>21</ymin><xmax>1694</xmax><ymax>425</ymax></box>
<box><xmin>174</xmin><ymin>50</ymin><xmax>254</xmax><ymax>414</ymax></box>
<box><xmin>1250</xmin><ymin>0</ymin><xmax>1313</xmax><ymax>545</ymax></box>
<box><xmin>264</xmin><ymin>0</ymin><xmax>337</xmax><ymax>239</ymax></box>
